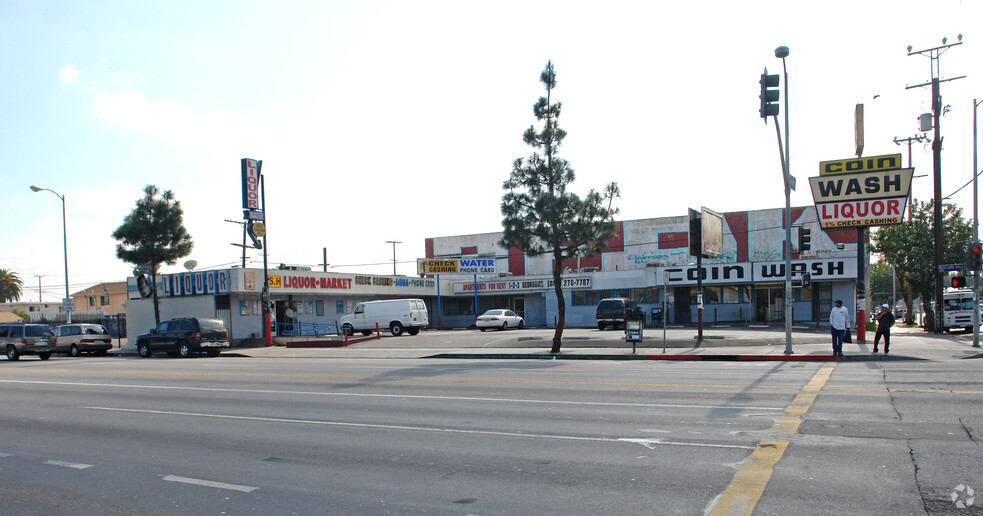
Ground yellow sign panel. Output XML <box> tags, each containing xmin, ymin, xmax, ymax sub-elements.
<box><xmin>268</xmin><ymin>275</ymin><xmax>282</xmax><ymax>288</ymax></box>
<box><xmin>819</xmin><ymin>153</ymin><xmax>902</xmax><ymax>176</ymax></box>
<box><xmin>418</xmin><ymin>259</ymin><xmax>459</xmax><ymax>274</ymax></box>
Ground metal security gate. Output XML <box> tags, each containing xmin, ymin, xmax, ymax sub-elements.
<box><xmin>816</xmin><ymin>284</ymin><xmax>832</xmax><ymax>325</ymax></box>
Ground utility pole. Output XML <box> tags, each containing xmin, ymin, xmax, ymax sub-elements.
<box><xmin>34</xmin><ymin>274</ymin><xmax>44</xmax><ymax>303</ymax></box>
<box><xmin>893</xmin><ymin>134</ymin><xmax>927</xmax><ymax>220</ymax></box>
<box><xmin>906</xmin><ymin>36</ymin><xmax>965</xmax><ymax>333</ymax></box>
<box><xmin>386</xmin><ymin>240</ymin><xmax>401</xmax><ymax>276</ymax></box>
<box><xmin>973</xmin><ymin>98</ymin><xmax>982</xmax><ymax>348</ymax></box>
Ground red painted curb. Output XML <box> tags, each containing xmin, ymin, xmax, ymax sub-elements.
<box><xmin>644</xmin><ymin>354</ymin><xmax>837</xmax><ymax>361</ymax></box>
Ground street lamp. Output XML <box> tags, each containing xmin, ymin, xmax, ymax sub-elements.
<box><xmin>30</xmin><ymin>185</ymin><xmax>70</xmax><ymax>321</ymax></box>
<box><xmin>775</xmin><ymin>45</ymin><xmax>793</xmax><ymax>354</ymax></box>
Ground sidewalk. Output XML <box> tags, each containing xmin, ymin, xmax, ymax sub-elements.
<box><xmin>220</xmin><ymin>325</ymin><xmax>983</xmax><ymax>362</ymax></box>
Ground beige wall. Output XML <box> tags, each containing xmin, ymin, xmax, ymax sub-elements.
<box><xmin>72</xmin><ymin>281</ymin><xmax>128</xmax><ymax>316</ymax></box>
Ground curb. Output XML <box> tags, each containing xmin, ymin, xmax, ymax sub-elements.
<box><xmin>427</xmin><ymin>353</ymin><xmax>839</xmax><ymax>361</ymax></box>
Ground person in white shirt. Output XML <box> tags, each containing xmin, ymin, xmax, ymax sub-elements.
<box><xmin>829</xmin><ymin>299</ymin><xmax>851</xmax><ymax>357</ymax></box>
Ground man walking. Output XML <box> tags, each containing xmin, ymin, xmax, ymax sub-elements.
<box><xmin>873</xmin><ymin>303</ymin><xmax>895</xmax><ymax>354</ymax></box>
<box><xmin>829</xmin><ymin>299</ymin><xmax>850</xmax><ymax>357</ymax></box>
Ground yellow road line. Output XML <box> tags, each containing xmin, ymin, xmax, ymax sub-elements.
<box><xmin>708</xmin><ymin>363</ymin><xmax>835</xmax><ymax>516</ymax></box>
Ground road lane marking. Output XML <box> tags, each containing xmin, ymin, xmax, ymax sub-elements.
<box><xmin>0</xmin><ymin>452</ymin><xmax>12</xmax><ymax>458</ymax></box>
<box><xmin>87</xmin><ymin>407</ymin><xmax>756</xmax><ymax>450</ymax></box>
<box><xmin>0</xmin><ymin>369</ymin><xmax>814</xmax><ymax>390</ymax></box>
<box><xmin>0</xmin><ymin>379</ymin><xmax>785</xmax><ymax>411</ymax></box>
<box><xmin>44</xmin><ymin>460</ymin><xmax>93</xmax><ymax>469</ymax></box>
<box><xmin>707</xmin><ymin>363</ymin><xmax>835</xmax><ymax>516</ymax></box>
<box><xmin>162</xmin><ymin>475</ymin><xmax>258</xmax><ymax>493</ymax></box>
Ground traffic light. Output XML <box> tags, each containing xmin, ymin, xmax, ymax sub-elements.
<box><xmin>798</xmin><ymin>227</ymin><xmax>812</xmax><ymax>252</ymax></box>
<box><xmin>801</xmin><ymin>272</ymin><xmax>812</xmax><ymax>288</ymax></box>
<box><xmin>952</xmin><ymin>276</ymin><xmax>967</xmax><ymax>289</ymax></box>
<box><xmin>969</xmin><ymin>242</ymin><xmax>983</xmax><ymax>271</ymax></box>
<box><xmin>759</xmin><ymin>70</ymin><xmax>780</xmax><ymax>120</ymax></box>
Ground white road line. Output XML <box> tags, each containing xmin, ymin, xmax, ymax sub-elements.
<box><xmin>44</xmin><ymin>460</ymin><xmax>93</xmax><ymax>469</ymax></box>
<box><xmin>162</xmin><ymin>475</ymin><xmax>258</xmax><ymax>493</ymax></box>
<box><xmin>88</xmin><ymin>407</ymin><xmax>756</xmax><ymax>450</ymax></box>
<box><xmin>0</xmin><ymin>452</ymin><xmax>13</xmax><ymax>458</ymax></box>
<box><xmin>0</xmin><ymin>379</ymin><xmax>784</xmax><ymax>411</ymax></box>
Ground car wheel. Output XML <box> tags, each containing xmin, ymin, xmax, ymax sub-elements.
<box><xmin>390</xmin><ymin>322</ymin><xmax>404</xmax><ymax>336</ymax></box>
<box><xmin>518</xmin><ymin>320</ymin><xmax>524</xmax><ymax>329</ymax></box>
<box><xmin>6</xmin><ymin>345</ymin><xmax>19</xmax><ymax>361</ymax></box>
<box><xmin>479</xmin><ymin>327</ymin><xmax>486</xmax><ymax>332</ymax></box>
<box><xmin>38</xmin><ymin>353</ymin><xmax>51</xmax><ymax>360</ymax></box>
<box><xmin>138</xmin><ymin>342</ymin><xmax>152</xmax><ymax>358</ymax></box>
<box><xmin>406</xmin><ymin>328</ymin><xmax>420</xmax><ymax>336</ymax></box>
<box><xmin>178</xmin><ymin>344</ymin><xmax>192</xmax><ymax>358</ymax></box>
<box><xmin>70</xmin><ymin>344</ymin><xmax>80</xmax><ymax>357</ymax></box>
<box><xmin>501</xmin><ymin>322</ymin><xmax>508</xmax><ymax>331</ymax></box>
<box><xmin>342</xmin><ymin>324</ymin><xmax>354</xmax><ymax>337</ymax></box>
<box><xmin>597</xmin><ymin>323</ymin><xmax>605</xmax><ymax>331</ymax></box>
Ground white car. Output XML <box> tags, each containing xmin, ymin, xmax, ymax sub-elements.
<box><xmin>475</xmin><ymin>309</ymin><xmax>524</xmax><ymax>331</ymax></box>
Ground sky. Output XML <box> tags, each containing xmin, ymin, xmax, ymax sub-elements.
<box><xmin>1</xmin><ymin>0</ymin><xmax>982</xmax><ymax>303</ymax></box>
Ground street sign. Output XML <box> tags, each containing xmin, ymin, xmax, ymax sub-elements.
<box><xmin>62</xmin><ymin>298</ymin><xmax>75</xmax><ymax>311</ymax></box>
<box><xmin>938</xmin><ymin>264</ymin><xmax>964</xmax><ymax>273</ymax></box>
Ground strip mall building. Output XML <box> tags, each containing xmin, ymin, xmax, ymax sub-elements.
<box><xmin>125</xmin><ymin>205</ymin><xmax>866</xmax><ymax>346</ymax></box>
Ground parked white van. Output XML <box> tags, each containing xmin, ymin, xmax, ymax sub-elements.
<box><xmin>340</xmin><ymin>299</ymin><xmax>429</xmax><ymax>336</ymax></box>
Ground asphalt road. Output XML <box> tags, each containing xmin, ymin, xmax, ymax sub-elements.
<box><xmin>0</xmin><ymin>349</ymin><xmax>981</xmax><ymax>515</ymax></box>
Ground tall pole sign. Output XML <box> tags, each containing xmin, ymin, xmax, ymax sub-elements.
<box><xmin>810</xmin><ymin>153</ymin><xmax>913</xmax><ymax>342</ymax></box>
<box><xmin>241</xmin><ymin>158</ymin><xmax>271</xmax><ymax>346</ymax></box>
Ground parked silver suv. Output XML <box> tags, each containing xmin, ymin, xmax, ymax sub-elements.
<box><xmin>0</xmin><ymin>323</ymin><xmax>56</xmax><ymax>360</ymax></box>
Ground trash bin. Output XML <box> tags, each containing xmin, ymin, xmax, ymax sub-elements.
<box><xmin>650</xmin><ymin>307</ymin><xmax>663</xmax><ymax>327</ymax></box>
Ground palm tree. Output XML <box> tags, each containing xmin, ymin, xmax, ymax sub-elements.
<box><xmin>0</xmin><ymin>269</ymin><xmax>24</xmax><ymax>303</ymax></box>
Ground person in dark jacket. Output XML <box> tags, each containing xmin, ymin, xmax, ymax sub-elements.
<box><xmin>873</xmin><ymin>303</ymin><xmax>895</xmax><ymax>354</ymax></box>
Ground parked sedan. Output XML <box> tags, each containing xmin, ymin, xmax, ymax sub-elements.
<box><xmin>475</xmin><ymin>309</ymin><xmax>524</xmax><ymax>331</ymax></box>
<box><xmin>53</xmin><ymin>323</ymin><xmax>113</xmax><ymax>357</ymax></box>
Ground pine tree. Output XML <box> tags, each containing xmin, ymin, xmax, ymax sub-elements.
<box><xmin>501</xmin><ymin>61</ymin><xmax>619</xmax><ymax>353</ymax></box>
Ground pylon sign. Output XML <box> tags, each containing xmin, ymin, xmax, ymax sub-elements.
<box><xmin>809</xmin><ymin>153</ymin><xmax>913</xmax><ymax>229</ymax></box>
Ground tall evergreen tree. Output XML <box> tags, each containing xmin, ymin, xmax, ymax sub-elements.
<box><xmin>0</xmin><ymin>269</ymin><xmax>24</xmax><ymax>303</ymax></box>
<box><xmin>501</xmin><ymin>61</ymin><xmax>619</xmax><ymax>353</ymax></box>
<box><xmin>112</xmin><ymin>185</ymin><xmax>194</xmax><ymax>325</ymax></box>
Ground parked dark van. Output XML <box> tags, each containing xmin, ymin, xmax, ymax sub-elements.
<box><xmin>0</xmin><ymin>323</ymin><xmax>56</xmax><ymax>360</ymax></box>
<box><xmin>595</xmin><ymin>298</ymin><xmax>644</xmax><ymax>330</ymax></box>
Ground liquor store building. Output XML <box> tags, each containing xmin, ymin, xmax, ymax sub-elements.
<box><xmin>124</xmin><ymin>268</ymin><xmax>437</xmax><ymax>349</ymax></box>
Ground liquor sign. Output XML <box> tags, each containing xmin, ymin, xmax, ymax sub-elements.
<box><xmin>809</xmin><ymin>161</ymin><xmax>913</xmax><ymax>229</ymax></box>
<box><xmin>241</xmin><ymin>158</ymin><xmax>262</xmax><ymax>211</ymax></box>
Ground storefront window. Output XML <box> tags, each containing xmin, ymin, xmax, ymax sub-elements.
<box><xmin>722</xmin><ymin>285</ymin><xmax>745</xmax><ymax>303</ymax></box>
<box><xmin>572</xmin><ymin>291</ymin><xmax>587</xmax><ymax>306</ymax></box>
<box><xmin>631</xmin><ymin>289</ymin><xmax>644</xmax><ymax>303</ymax></box>
<box><xmin>642</xmin><ymin>287</ymin><xmax>660</xmax><ymax>303</ymax></box>
<box><xmin>442</xmin><ymin>297</ymin><xmax>474</xmax><ymax>315</ymax></box>
<box><xmin>615</xmin><ymin>289</ymin><xmax>630</xmax><ymax>299</ymax></box>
